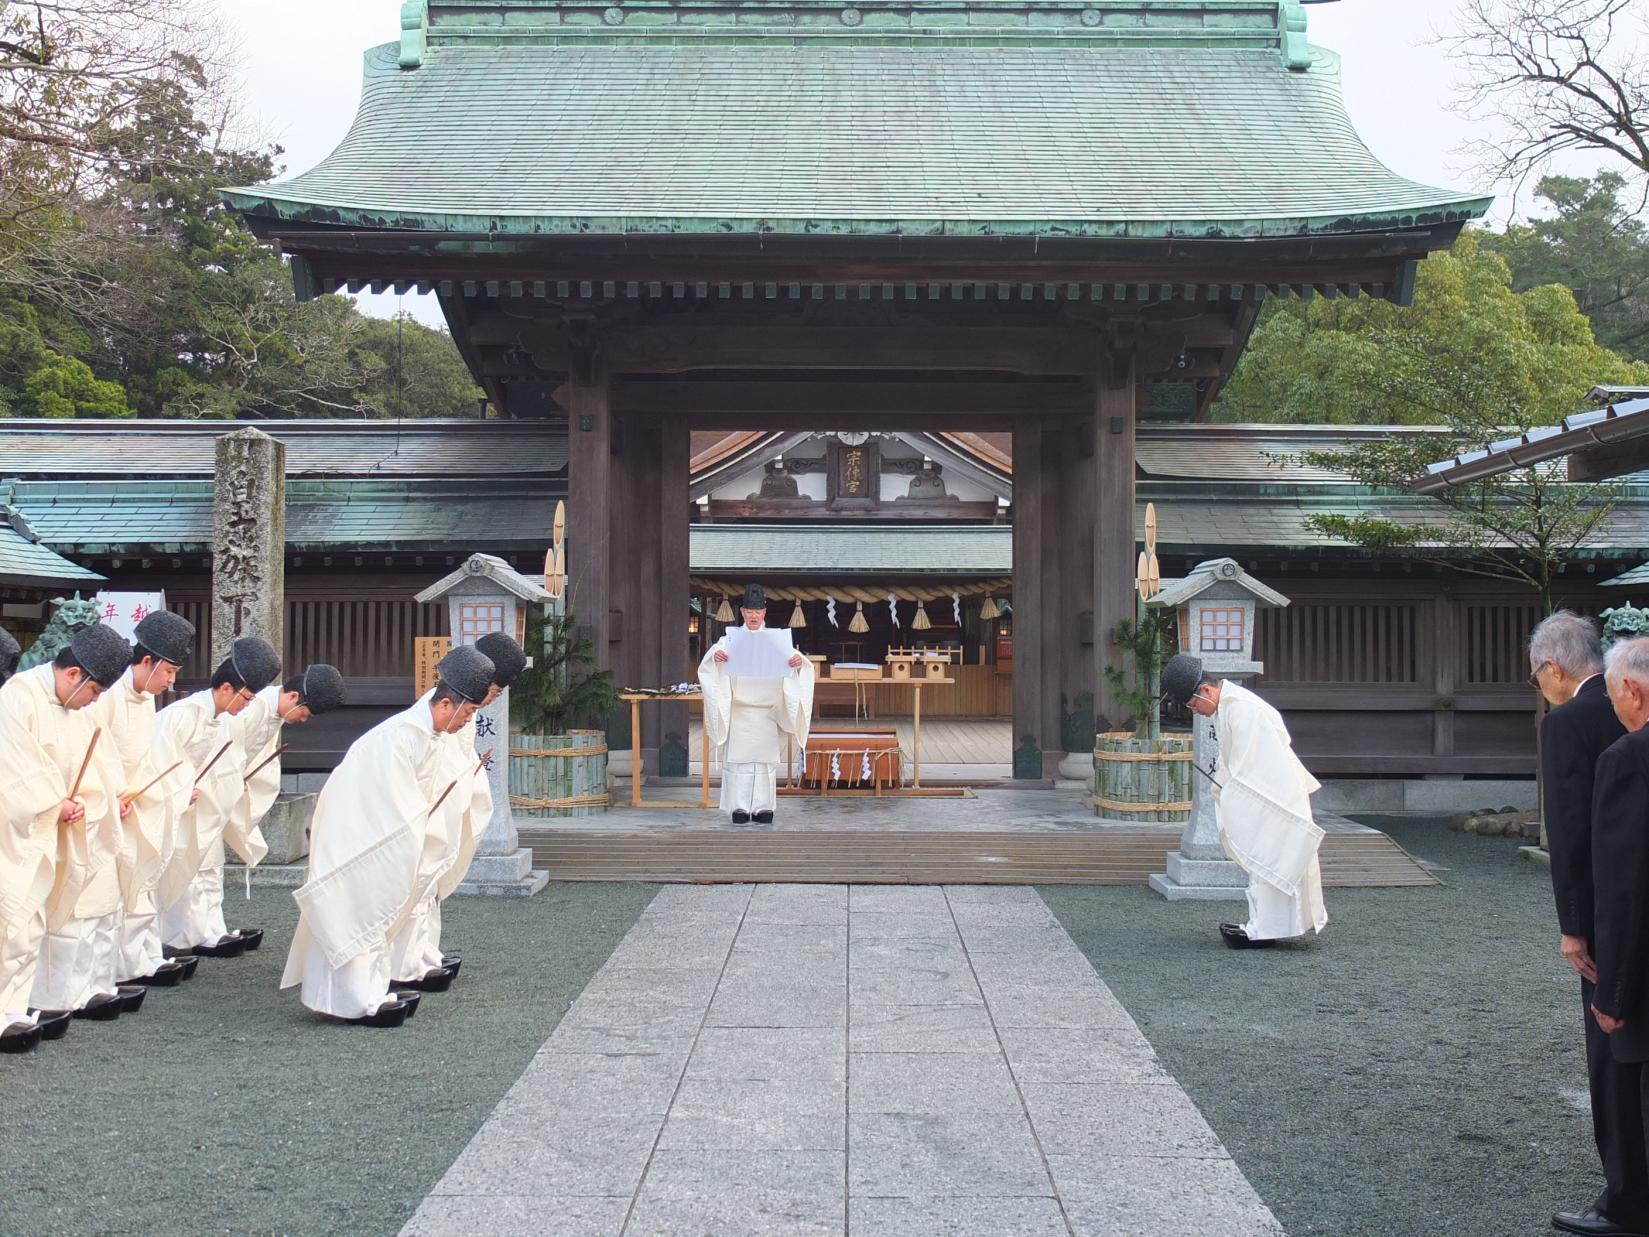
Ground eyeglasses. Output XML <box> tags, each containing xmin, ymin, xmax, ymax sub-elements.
<box><xmin>1527</xmin><ymin>661</ymin><xmax>1551</xmax><ymax>688</ymax></box>
<box><xmin>236</xmin><ymin>688</ymin><xmax>256</xmax><ymax>702</ymax></box>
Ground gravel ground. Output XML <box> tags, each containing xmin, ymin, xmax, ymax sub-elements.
<box><xmin>2</xmin><ymin>880</ymin><xmax>656</xmax><ymax>1237</ymax></box>
<box><xmin>1041</xmin><ymin>817</ymin><xmax>1598</xmax><ymax>1237</ymax></box>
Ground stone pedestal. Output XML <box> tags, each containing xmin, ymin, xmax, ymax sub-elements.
<box><xmin>1148</xmin><ymin>711</ymin><xmax>1248</xmax><ymax>902</ymax></box>
<box><xmin>462</xmin><ymin>690</ymin><xmax>549</xmax><ymax>896</ymax></box>
<box><xmin>260</xmin><ymin>793</ymin><xmax>316</xmax><ymax>865</ymax></box>
<box><xmin>212</xmin><ymin>428</ymin><xmax>285</xmax><ymax>665</ymax></box>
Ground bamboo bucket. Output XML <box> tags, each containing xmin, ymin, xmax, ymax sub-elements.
<box><xmin>510</xmin><ymin>730</ymin><xmax>609</xmax><ymax>817</ymax></box>
<box><xmin>1092</xmin><ymin>731</ymin><xmax>1193</xmax><ymax>823</ymax></box>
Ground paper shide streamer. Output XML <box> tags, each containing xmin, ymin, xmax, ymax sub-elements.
<box><xmin>826</xmin><ymin>595</ymin><xmax>838</xmax><ymax>627</ymax></box>
<box><xmin>952</xmin><ymin>591</ymin><xmax>961</xmax><ymax>625</ymax></box>
<box><xmin>888</xmin><ymin>592</ymin><xmax>899</xmax><ymax>628</ymax></box>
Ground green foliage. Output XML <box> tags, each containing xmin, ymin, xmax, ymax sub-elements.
<box><xmin>1480</xmin><ymin>173</ymin><xmax>1649</xmax><ymax>364</ymax></box>
<box><xmin>1215</xmin><ymin>231</ymin><xmax>1649</xmax><ymax>425</ymax></box>
<box><xmin>1293</xmin><ymin>367</ymin><xmax>1623</xmax><ymax>613</ymax></box>
<box><xmin>511</xmin><ymin>605</ymin><xmax>621</xmax><ymax>736</ymax></box>
<box><xmin>0</xmin><ymin>6</ymin><xmax>484</xmax><ymax>422</ymax></box>
<box><xmin>1102</xmin><ymin>609</ymin><xmax>1176</xmax><ymax>738</ymax></box>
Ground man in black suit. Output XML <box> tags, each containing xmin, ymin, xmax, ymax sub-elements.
<box><xmin>1535</xmin><ymin>614</ymin><xmax>1643</xmax><ymax>1236</ymax></box>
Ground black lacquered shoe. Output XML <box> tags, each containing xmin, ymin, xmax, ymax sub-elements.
<box><xmin>344</xmin><ymin>998</ymin><xmax>411</xmax><ymax>1029</ymax></box>
<box><xmin>391</xmin><ymin>965</ymin><xmax>455</xmax><ymax>994</ymax></box>
<box><xmin>116</xmin><ymin>986</ymin><xmax>147</xmax><ymax>1014</ymax></box>
<box><xmin>162</xmin><ymin>944</ymin><xmax>197</xmax><ymax>961</ymax></box>
<box><xmin>178</xmin><ymin>956</ymin><xmax>200</xmax><ymax>981</ymax></box>
<box><xmin>1219</xmin><ymin>923</ymin><xmax>1276</xmax><ymax>950</ymax></box>
<box><xmin>72</xmin><ymin>993</ymin><xmax>122</xmax><ymax>1021</ymax></box>
<box><xmin>27</xmin><ymin>1010</ymin><xmax>70</xmax><ymax>1041</ymax></box>
<box><xmin>191</xmin><ymin>936</ymin><xmax>247</xmax><ymax>959</ymax></box>
<box><xmin>393</xmin><ymin>991</ymin><xmax>422</xmax><ymax>1020</ymax></box>
<box><xmin>753</xmin><ymin>810</ymin><xmax>774</xmax><ymax>823</ymax></box>
<box><xmin>731</xmin><ymin>810</ymin><xmax>750</xmax><ymax>824</ymax></box>
<box><xmin>232</xmin><ymin>928</ymin><xmax>264</xmax><ymax>952</ymax></box>
<box><xmin>441</xmin><ymin>955</ymin><xmax>461</xmax><ymax>979</ymax></box>
<box><xmin>0</xmin><ymin>1022</ymin><xmax>42</xmax><ymax>1054</ymax></box>
<box><xmin>125</xmin><ymin>960</ymin><xmax>185</xmax><ymax>988</ymax></box>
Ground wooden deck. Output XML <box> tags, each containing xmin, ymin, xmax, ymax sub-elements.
<box><xmin>520</xmin><ymin>827</ymin><xmax>1438</xmax><ymax>887</ymax></box>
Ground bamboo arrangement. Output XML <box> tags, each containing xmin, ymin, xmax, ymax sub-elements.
<box><xmin>1092</xmin><ymin>731</ymin><xmax>1193</xmax><ymax>823</ymax></box>
<box><xmin>510</xmin><ymin>730</ymin><xmax>609</xmax><ymax>817</ymax></box>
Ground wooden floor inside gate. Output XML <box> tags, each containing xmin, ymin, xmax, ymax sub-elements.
<box><xmin>519</xmin><ymin>827</ymin><xmax>1439</xmax><ymax>887</ymax></box>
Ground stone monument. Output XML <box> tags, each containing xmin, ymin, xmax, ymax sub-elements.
<box><xmin>1147</xmin><ymin>558</ymin><xmax>1291</xmax><ymax>901</ymax></box>
<box><xmin>416</xmin><ymin>554</ymin><xmax>550</xmax><ymax>896</ymax></box>
<box><xmin>212</xmin><ymin>428</ymin><xmax>285</xmax><ymax>666</ymax></box>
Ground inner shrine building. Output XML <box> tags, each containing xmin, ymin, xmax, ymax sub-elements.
<box><xmin>225</xmin><ymin>0</ymin><xmax>1489</xmax><ymax>774</ymax></box>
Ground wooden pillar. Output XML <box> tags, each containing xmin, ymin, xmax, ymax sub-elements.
<box><xmin>1058</xmin><ymin>414</ymin><xmax>1096</xmax><ymax>749</ymax></box>
<box><xmin>658</xmin><ymin>418</ymin><xmax>692</xmax><ymax>746</ymax></box>
<box><xmin>1037</xmin><ymin>418</ymin><xmax>1066</xmax><ymax>773</ymax></box>
<box><xmin>1012</xmin><ymin>419</ymin><xmax>1047</xmax><ymax>772</ymax></box>
<box><xmin>566</xmin><ymin>353</ymin><xmax>612</xmax><ymax>669</ymax></box>
<box><xmin>1433</xmin><ymin>585</ymin><xmax>1457</xmax><ymax>764</ymax></box>
<box><xmin>1092</xmin><ymin>358</ymin><xmax>1137</xmax><ymax>732</ymax></box>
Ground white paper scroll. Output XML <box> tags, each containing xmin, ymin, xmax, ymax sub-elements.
<box><xmin>723</xmin><ymin>626</ymin><xmax>796</xmax><ymax>678</ymax></box>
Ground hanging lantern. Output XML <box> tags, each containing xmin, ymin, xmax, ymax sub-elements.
<box><xmin>912</xmin><ymin>600</ymin><xmax>932</xmax><ymax>631</ymax></box>
<box><xmin>849</xmin><ymin>601</ymin><xmax>869</xmax><ymax>633</ymax></box>
<box><xmin>714</xmin><ymin>595</ymin><xmax>734</xmax><ymax>623</ymax></box>
<box><xmin>980</xmin><ymin>596</ymin><xmax>1000</xmax><ymax>621</ymax></box>
<box><xmin>789</xmin><ymin>600</ymin><xmax>807</xmax><ymax>628</ymax></box>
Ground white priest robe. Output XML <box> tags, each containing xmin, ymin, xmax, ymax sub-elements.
<box><xmin>0</xmin><ymin>666</ymin><xmax>123</xmax><ymax>1016</ymax></box>
<box><xmin>386</xmin><ymin>694</ymin><xmax>492</xmax><ymax>981</ymax></box>
<box><xmin>699</xmin><ymin>633</ymin><xmax>814</xmax><ymax>815</ymax></box>
<box><xmin>1212</xmin><ymin>680</ymin><xmax>1328</xmax><ymax>941</ymax></box>
<box><xmin>155</xmin><ymin>690</ymin><xmax>243</xmax><ymax>948</ymax></box>
<box><xmin>90</xmin><ymin>668</ymin><xmax>194</xmax><ymax>982</ymax></box>
<box><xmin>281</xmin><ymin>700</ymin><xmax>443</xmax><ymax>1018</ymax></box>
<box><xmin>226</xmin><ymin>684</ymin><xmax>283</xmax><ymax>869</ymax></box>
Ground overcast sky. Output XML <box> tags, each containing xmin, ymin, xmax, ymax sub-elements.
<box><xmin>216</xmin><ymin>0</ymin><xmax>1605</xmax><ymax>328</ymax></box>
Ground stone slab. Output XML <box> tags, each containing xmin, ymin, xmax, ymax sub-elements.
<box><xmin>848</xmin><ymin>1112</ymin><xmax>1050</xmax><ymax>1197</ymax></box>
<box><xmin>1047</xmin><ymin>1153</ymin><xmax>1285</xmax><ymax>1237</ymax></box>
<box><xmin>627</xmin><ymin>1149</ymin><xmax>843</xmax><ymax>1237</ymax></box>
<box><xmin>258</xmin><ymin>792</ymin><xmax>316</xmax><ymax>865</ymax></box>
<box><xmin>850</xmin><ymin>1196</ymin><xmax>1069</xmax><ymax>1237</ymax></box>
<box><xmin>1165</xmin><ymin>849</ymin><xmax>1248</xmax><ymax>887</ymax></box>
<box><xmin>849</xmin><ymin>1050</ymin><xmax>1022</xmax><ymax>1115</ymax></box>
<box><xmin>849</xmin><ymin>1003</ymin><xmax>1002</xmax><ymax>1054</ymax></box>
<box><xmin>1019</xmin><ymin>1082</ymin><xmax>1228</xmax><ymax>1159</ymax></box>
<box><xmin>1147</xmin><ymin>871</ymin><xmax>1250</xmax><ymax>903</ymax></box>
<box><xmin>687</xmin><ymin>1027</ymin><xmax>846</xmax><ymax>1083</ymax></box>
<box><xmin>402</xmin><ymin>1194</ymin><xmax>629</xmax><ymax>1237</ymax></box>
<box><xmin>660</xmin><ymin>1077</ymin><xmax>846</xmax><ymax>1151</ymax></box>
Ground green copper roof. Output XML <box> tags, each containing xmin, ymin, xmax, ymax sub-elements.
<box><xmin>0</xmin><ymin>519</ymin><xmax>105</xmax><ymax>588</ymax></box>
<box><xmin>225</xmin><ymin>2</ymin><xmax>1489</xmax><ymax>241</ymax></box>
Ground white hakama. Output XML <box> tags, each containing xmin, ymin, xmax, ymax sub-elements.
<box><xmin>281</xmin><ymin>701</ymin><xmax>442</xmax><ymax>1019</ymax></box>
<box><xmin>155</xmin><ymin>691</ymin><xmax>245</xmax><ymax>949</ymax></box>
<box><xmin>1212</xmin><ymin>681</ymin><xmax>1328</xmax><ymax>942</ymax></box>
<box><xmin>91</xmin><ymin>668</ymin><xmax>192</xmax><ymax>982</ymax></box>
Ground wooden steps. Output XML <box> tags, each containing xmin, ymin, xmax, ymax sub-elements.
<box><xmin>520</xmin><ymin>828</ymin><xmax>1439</xmax><ymax>887</ymax></box>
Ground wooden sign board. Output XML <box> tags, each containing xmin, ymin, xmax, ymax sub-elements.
<box><xmin>414</xmin><ymin>636</ymin><xmax>453</xmax><ymax>700</ymax></box>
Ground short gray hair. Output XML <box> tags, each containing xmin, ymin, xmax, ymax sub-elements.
<box><xmin>1605</xmin><ymin>637</ymin><xmax>1649</xmax><ymax>690</ymax></box>
<box><xmin>1529</xmin><ymin>610</ymin><xmax>1603</xmax><ymax>676</ymax></box>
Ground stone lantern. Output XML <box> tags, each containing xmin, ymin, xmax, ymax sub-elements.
<box><xmin>1146</xmin><ymin>558</ymin><xmax>1291</xmax><ymax>901</ymax></box>
<box><xmin>415</xmin><ymin>553</ymin><xmax>549</xmax><ymax>896</ymax></box>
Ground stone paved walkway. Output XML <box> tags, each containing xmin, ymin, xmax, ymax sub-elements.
<box><xmin>402</xmin><ymin>884</ymin><xmax>1284</xmax><ymax>1237</ymax></box>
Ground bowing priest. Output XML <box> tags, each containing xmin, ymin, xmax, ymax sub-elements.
<box><xmin>229</xmin><ymin>663</ymin><xmax>346</xmax><ymax>884</ymax></box>
<box><xmin>154</xmin><ymin>636</ymin><xmax>281</xmax><ymax>959</ymax></box>
<box><xmin>282</xmin><ymin>645</ymin><xmax>494</xmax><ymax>1028</ymax></box>
<box><xmin>92</xmin><ymin>611</ymin><xmax>199</xmax><ymax>990</ymax></box>
<box><xmin>1162</xmin><ymin>652</ymin><xmax>1328</xmax><ymax>950</ymax></box>
<box><xmin>699</xmin><ymin>585</ymin><xmax>814</xmax><ymax>824</ymax></box>
<box><xmin>388</xmin><ymin>631</ymin><xmax>520</xmax><ymax>991</ymax></box>
<box><xmin>0</xmin><ymin>625</ymin><xmax>132</xmax><ymax>1049</ymax></box>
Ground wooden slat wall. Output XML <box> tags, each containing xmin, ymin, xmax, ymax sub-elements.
<box><xmin>827</xmin><ymin>665</ymin><xmax>1011</xmax><ymax>719</ymax></box>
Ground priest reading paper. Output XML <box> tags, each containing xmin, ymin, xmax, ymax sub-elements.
<box><xmin>0</xmin><ymin>624</ymin><xmax>131</xmax><ymax>1050</ymax></box>
<box><xmin>1162</xmin><ymin>652</ymin><xmax>1328</xmax><ymax>950</ymax></box>
<box><xmin>154</xmin><ymin>635</ymin><xmax>281</xmax><ymax>959</ymax></box>
<box><xmin>699</xmin><ymin>585</ymin><xmax>814</xmax><ymax>824</ymax></box>
<box><xmin>281</xmin><ymin>644</ymin><xmax>495</xmax><ymax>1028</ymax></box>
<box><xmin>388</xmin><ymin>631</ymin><xmax>519</xmax><ymax>992</ymax></box>
<box><xmin>92</xmin><ymin>610</ymin><xmax>198</xmax><ymax>990</ymax></box>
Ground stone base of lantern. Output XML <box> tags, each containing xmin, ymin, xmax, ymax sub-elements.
<box><xmin>1147</xmin><ymin>850</ymin><xmax>1248</xmax><ymax>902</ymax></box>
<box><xmin>455</xmin><ymin>849</ymin><xmax>550</xmax><ymax>897</ymax></box>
